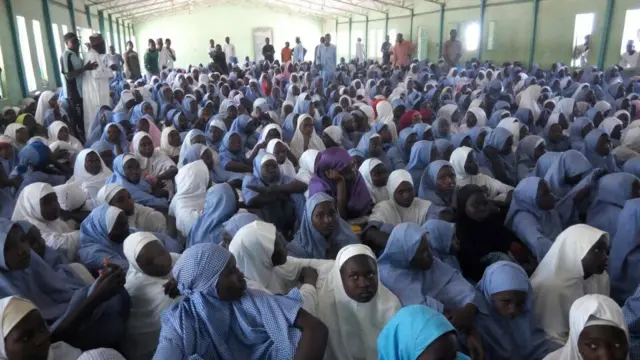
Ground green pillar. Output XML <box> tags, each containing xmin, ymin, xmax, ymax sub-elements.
<box><xmin>67</xmin><ymin>0</ymin><xmax>76</xmax><ymax>31</ymax></box>
<box><xmin>364</xmin><ymin>16</ymin><xmax>368</xmax><ymax>59</ymax></box>
<box><xmin>597</xmin><ymin>0</ymin><xmax>615</xmax><ymax>69</ymax></box>
<box><xmin>438</xmin><ymin>4</ymin><xmax>444</xmax><ymax>57</ymax></box>
<box><xmin>98</xmin><ymin>10</ymin><xmax>105</xmax><ymax>35</ymax></box>
<box><xmin>116</xmin><ymin>18</ymin><xmax>122</xmax><ymax>53</ymax></box>
<box><xmin>5</xmin><ymin>0</ymin><xmax>28</xmax><ymax>97</ymax></box>
<box><xmin>528</xmin><ymin>0</ymin><xmax>540</xmax><ymax>69</ymax></box>
<box><xmin>85</xmin><ymin>5</ymin><xmax>92</xmax><ymax>29</ymax></box>
<box><xmin>108</xmin><ymin>14</ymin><xmax>114</xmax><ymax>48</ymax></box>
<box><xmin>348</xmin><ymin>17</ymin><xmax>352</xmax><ymax>61</ymax></box>
<box><xmin>128</xmin><ymin>23</ymin><xmax>132</xmax><ymax>43</ymax></box>
<box><xmin>478</xmin><ymin>0</ymin><xmax>487</xmax><ymax>61</ymax></box>
<box><xmin>384</xmin><ymin>13</ymin><xmax>389</xmax><ymax>37</ymax></box>
<box><xmin>409</xmin><ymin>9</ymin><xmax>414</xmax><ymax>43</ymax></box>
<box><xmin>42</xmin><ymin>0</ymin><xmax>62</xmax><ymax>87</ymax></box>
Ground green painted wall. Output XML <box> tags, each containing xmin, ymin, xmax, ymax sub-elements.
<box><xmin>133</xmin><ymin>3</ymin><xmax>324</xmax><ymax>68</ymax></box>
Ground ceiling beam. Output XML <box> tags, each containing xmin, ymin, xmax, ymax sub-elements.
<box><xmin>423</xmin><ymin>0</ymin><xmax>444</xmax><ymax>4</ymax></box>
<box><xmin>297</xmin><ymin>0</ymin><xmax>365</xmax><ymax>15</ymax></box>
<box><xmin>369</xmin><ymin>0</ymin><xmax>411</xmax><ymax>10</ymax></box>
<box><xmin>329</xmin><ymin>0</ymin><xmax>387</xmax><ymax>13</ymax></box>
<box><xmin>101</xmin><ymin>0</ymin><xmax>170</xmax><ymax>13</ymax></box>
<box><xmin>122</xmin><ymin>3</ymin><xmax>191</xmax><ymax>19</ymax></box>
<box><xmin>268</xmin><ymin>0</ymin><xmax>346</xmax><ymax>17</ymax></box>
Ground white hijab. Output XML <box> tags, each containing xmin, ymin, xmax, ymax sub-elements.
<box><xmin>449</xmin><ymin>146</ymin><xmax>473</xmax><ymax>181</ymax></box>
<box><xmin>266</xmin><ymin>139</ymin><xmax>296</xmax><ymax>178</ymax></box>
<box><xmin>47</xmin><ymin>121</ymin><xmax>83</xmax><ymax>152</ymax></box>
<box><xmin>543</xmin><ymin>294</ymin><xmax>629</xmax><ymax>360</ymax></box>
<box><xmin>177</xmin><ymin>129</ymin><xmax>205</xmax><ymax>168</ymax></box>
<box><xmin>68</xmin><ymin>149</ymin><xmax>112</xmax><ymax>208</ymax></box>
<box><xmin>169</xmin><ymin>160</ymin><xmax>210</xmax><ymax>237</ymax></box>
<box><xmin>323</xmin><ymin>126</ymin><xmax>343</xmax><ymax>145</ymax></box>
<box><xmin>113</xmin><ymin>90</ymin><xmax>134</xmax><ymax>113</ymax></box>
<box><xmin>123</xmin><ymin>232</ymin><xmax>181</xmax><ymax>359</ymax></box>
<box><xmin>97</xmin><ymin>184</ymin><xmax>167</xmax><ymax>233</ymax></box>
<box><xmin>497</xmin><ymin>117</ymin><xmax>521</xmax><ymax>153</ymax></box>
<box><xmin>376</xmin><ymin>101</ymin><xmax>394</xmax><ymax>125</ymax></box>
<box><xmin>159</xmin><ymin>126</ymin><xmax>180</xmax><ymax>158</ymax></box>
<box><xmin>459</xmin><ymin>107</ymin><xmax>488</xmax><ymax>133</ymax></box>
<box><xmin>531</xmin><ymin>224</ymin><xmax>611</xmax><ymax>345</ymax></box>
<box><xmin>290</xmin><ymin>114</ymin><xmax>325</xmax><ymax>159</ymax></box>
<box><xmin>132</xmin><ymin>131</ymin><xmax>176</xmax><ymax>176</ymax></box>
<box><xmin>315</xmin><ymin>244</ymin><xmax>401</xmax><ymax>360</ymax></box>
<box><xmin>518</xmin><ymin>85</ymin><xmax>542</xmax><ymax>122</ymax></box>
<box><xmin>367</xmin><ymin>169</ymin><xmax>431</xmax><ymax>226</ymax></box>
<box><xmin>3</xmin><ymin>124</ymin><xmax>26</xmax><ymax>145</ymax></box>
<box><xmin>358</xmin><ymin>158</ymin><xmax>389</xmax><ymax>204</ymax></box>
<box><xmin>35</xmin><ymin>90</ymin><xmax>55</xmax><ymax>125</ymax></box>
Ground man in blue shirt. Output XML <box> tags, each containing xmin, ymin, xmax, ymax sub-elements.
<box><xmin>317</xmin><ymin>33</ymin><xmax>336</xmax><ymax>85</ymax></box>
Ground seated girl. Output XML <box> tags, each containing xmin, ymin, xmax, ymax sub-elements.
<box><xmin>530</xmin><ymin>224</ymin><xmax>610</xmax><ymax>344</ymax></box>
<box><xmin>90</xmin><ymin>140</ymin><xmax>115</xmax><ymax>170</ymax></box>
<box><xmin>106</xmin><ymin>154</ymin><xmax>169</xmax><ymax>211</ymax></box>
<box><xmin>423</xmin><ymin>219</ymin><xmax>461</xmax><ymax>271</ymax></box>
<box><xmin>122</xmin><ymin>232</ymin><xmax>181</xmax><ymax>359</ymax></box>
<box><xmin>569</xmin><ymin>116</ymin><xmax>594</xmax><ymax>153</ymax></box>
<box><xmin>515</xmin><ymin>135</ymin><xmax>547</xmax><ymax>182</ymax></box>
<box><xmin>220</xmin><ymin>131</ymin><xmax>257</xmax><ymax>187</ymax></box>
<box><xmin>0</xmin><ymin>219</ymin><xmax>130</xmax><ymax>351</ymax></box>
<box><xmin>154</xmin><ymin>243</ymin><xmax>328</xmax><ymax>360</ymax></box>
<box><xmin>379</xmin><ymin>223</ymin><xmax>484</xmax><ymax>338</ymax></box>
<box><xmin>16</xmin><ymin>141</ymin><xmax>70</xmax><ymax>193</ymax></box>
<box><xmin>287</xmin><ymin>192</ymin><xmax>359</xmax><ymax>259</ymax></box>
<box><xmin>482</xmin><ymin>127</ymin><xmax>517</xmax><ymax>186</ymax></box>
<box><xmin>418</xmin><ymin>160</ymin><xmax>456</xmax><ymax>208</ymax></box>
<box><xmin>187</xmin><ymin>183</ymin><xmax>238</xmax><ymax>247</ymax></box>
<box><xmin>356</xmin><ymin>130</ymin><xmax>393</xmax><ymax>170</ymax></box>
<box><xmin>583</xmin><ymin>128</ymin><xmax>619</xmax><ymax>173</ymax></box>
<box><xmin>47</xmin><ymin>121</ymin><xmax>83</xmax><ymax>153</ymax></box>
<box><xmin>3</xmin><ymin>123</ymin><xmax>28</xmax><ymax>151</ymax></box>
<box><xmin>308</xmin><ymin>147</ymin><xmax>372</xmax><ymax>221</ymax></box>
<box><xmin>450</xmin><ymin>147</ymin><xmax>513</xmax><ymax>200</ymax></box>
<box><xmin>205</xmin><ymin>119</ymin><xmax>227</xmax><ymax>152</ymax></box>
<box><xmin>242</xmin><ymin>153</ymin><xmax>306</xmax><ymax>237</ymax></box>
<box><xmin>157</xmin><ymin>126</ymin><xmax>182</xmax><ymax>164</ymax></box>
<box><xmin>169</xmin><ymin>160</ymin><xmax>210</xmax><ymax>240</ymax></box>
<box><xmin>229</xmin><ymin>114</ymin><xmax>260</xmax><ymax>150</ymax></box>
<box><xmin>36</xmin><ymin>90</ymin><xmax>71</xmax><ymax>129</ymax></box>
<box><xmin>100</xmin><ymin>123</ymin><xmax>129</xmax><ymax>157</ymax></box>
<box><xmin>472</xmin><ymin>261</ymin><xmax>560</xmax><ymax>360</ymax></box>
<box><xmin>69</xmin><ymin>149</ymin><xmax>112</xmax><ymax>208</ymax></box>
<box><xmin>177</xmin><ymin>129</ymin><xmax>207</xmax><ymax>168</ymax></box>
<box><xmin>96</xmin><ymin>184</ymin><xmax>165</xmax><ymax>234</ymax></box>
<box><xmin>12</xmin><ymin>183</ymin><xmax>80</xmax><ymax>261</ymax></box>
<box><xmin>610</xmin><ymin>198</ymin><xmax>640</xmax><ymax>304</ymax></box>
<box><xmin>406</xmin><ymin>140</ymin><xmax>438</xmax><ymax>188</ymax></box>
<box><xmin>266</xmin><ymin>139</ymin><xmax>298</xmax><ymax>178</ymax></box>
<box><xmin>386</xmin><ymin>127</ymin><xmax>418</xmax><ymax>171</ymax></box>
<box><xmin>586</xmin><ymin>172</ymin><xmax>639</xmax><ymax>238</ymax></box>
<box><xmin>505</xmin><ymin>177</ymin><xmax>563</xmax><ymax>262</ymax></box>
<box><xmin>131</xmin><ymin>132</ymin><xmax>177</xmax><ymax>194</ymax></box>
<box><xmin>359</xmin><ymin>158</ymin><xmax>390</xmax><ymax>204</ymax></box>
<box><xmin>290</xmin><ymin>114</ymin><xmax>326</xmax><ymax>159</ymax></box>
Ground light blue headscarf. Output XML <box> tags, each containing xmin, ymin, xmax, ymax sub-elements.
<box><xmin>483</xmin><ymin>127</ymin><xmax>516</xmax><ymax>185</ymax></box>
<box><xmin>78</xmin><ymin>205</ymin><xmax>129</xmax><ymax>273</ymax></box>
<box><xmin>504</xmin><ymin>177</ymin><xmax>563</xmax><ymax>261</ymax></box>
<box><xmin>286</xmin><ymin>192</ymin><xmax>359</xmax><ymax>259</ymax></box>
<box><xmin>583</xmin><ymin>128</ymin><xmax>618</xmax><ymax>173</ymax></box>
<box><xmin>624</xmin><ymin>157</ymin><xmax>640</xmax><ymax>178</ymax></box>
<box><xmin>474</xmin><ymin>261</ymin><xmax>556</xmax><ymax>360</ymax></box>
<box><xmin>569</xmin><ymin>116</ymin><xmax>593</xmax><ymax>153</ymax></box>
<box><xmin>356</xmin><ymin>130</ymin><xmax>393</xmax><ymax>170</ymax></box>
<box><xmin>90</xmin><ymin>139</ymin><xmax>112</xmax><ymax>154</ymax></box>
<box><xmin>418</xmin><ymin>160</ymin><xmax>454</xmax><ymax>207</ymax></box>
<box><xmin>431</xmin><ymin>118</ymin><xmax>450</xmax><ymax>140</ymax></box>
<box><xmin>515</xmin><ymin>135</ymin><xmax>545</xmax><ymax>182</ymax></box>
<box><xmin>187</xmin><ymin>183</ymin><xmax>237</xmax><ymax>248</ymax></box>
<box><xmin>622</xmin><ymin>285</ymin><xmax>640</xmax><ymax>358</ymax></box>
<box><xmin>543</xmin><ymin>149</ymin><xmax>593</xmax><ymax>198</ymax></box>
<box><xmin>223</xmin><ymin>212</ymin><xmax>261</xmax><ymax>238</ymax></box>
<box><xmin>468</xmin><ymin>126</ymin><xmax>492</xmax><ymax>175</ymax></box>
<box><xmin>377</xmin><ymin>304</ymin><xmax>470</xmax><ymax>360</ymax></box>
<box><xmin>219</xmin><ymin>131</ymin><xmax>247</xmax><ymax>168</ymax></box>
<box><xmin>106</xmin><ymin>154</ymin><xmax>169</xmax><ymax>210</ymax></box>
<box><xmin>129</xmin><ymin>101</ymin><xmax>150</xmax><ymax>125</ymax></box>
<box><xmin>452</xmin><ymin>133</ymin><xmax>471</xmax><ymax>149</ymax></box>
<box><xmin>587</xmin><ymin>172</ymin><xmax>638</xmax><ymax>238</ymax></box>
<box><xmin>182</xmin><ymin>96</ymin><xmax>198</xmax><ymax>122</ymax></box>
<box><xmin>229</xmin><ymin>114</ymin><xmax>258</xmax><ymax>150</ymax></box>
<box><xmin>422</xmin><ymin>219</ymin><xmax>460</xmax><ymax>271</ymax></box>
<box><xmin>100</xmin><ymin>123</ymin><xmax>130</xmax><ymax>154</ymax></box>
<box><xmin>387</xmin><ymin>127</ymin><xmax>417</xmax><ymax>170</ymax></box>
<box><xmin>610</xmin><ymin>198</ymin><xmax>640</xmax><ymax>304</ymax></box>
<box><xmin>406</xmin><ymin>140</ymin><xmax>436</xmax><ymax>188</ymax></box>
<box><xmin>532</xmin><ymin>151</ymin><xmax>562</xmax><ymax>178</ymax></box>
<box><xmin>205</xmin><ymin>119</ymin><xmax>227</xmax><ymax>151</ymax></box>
<box><xmin>154</xmin><ymin>243</ymin><xmax>302</xmax><ymax>359</ymax></box>
<box><xmin>332</xmin><ymin>112</ymin><xmax>356</xmax><ymax>149</ymax></box>
<box><xmin>413</xmin><ymin>123</ymin><xmax>431</xmax><ymax>139</ymax></box>
<box><xmin>378</xmin><ymin>223</ymin><xmax>482</xmax><ymax>313</ymax></box>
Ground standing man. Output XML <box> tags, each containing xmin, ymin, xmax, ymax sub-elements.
<box><xmin>144</xmin><ymin>39</ymin><xmax>159</xmax><ymax>80</ymax></box>
<box><xmin>573</xmin><ymin>34</ymin><xmax>591</xmax><ymax>67</ymax></box>
<box><xmin>224</xmin><ymin>37</ymin><xmax>236</xmax><ymax>65</ymax></box>
<box><xmin>391</xmin><ymin>33</ymin><xmax>415</xmax><ymax>68</ymax></box>
<box><xmin>281</xmin><ymin>41</ymin><xmax>292</xmax><ymax>63</ymax></box>
<box><xmin>314</xmin><ymin>36</ymin><xmax>325</xmax><ymax>66</ymax></box>
<box><xmin>60</xmin><ymin>32</ymin><xmax>97</xmax><ymax>137</ymax></box>
<box><xmin>318</xmin><ymin>33</ymin><xmax>336</xmax><ymax>84</ymax></box>
<box><xmin>123</xmin><ymin>41</ymin><xmax>141</xmax><ymax>80</ymax></box>
<box><xmin>82</xmin><ymin>34</ymin><xmax>113</xmax><ymax>136</ymax></box>
<box><xmin>443</xmin><ymin>29</ymin><xmax>463</xmax><ymax>69</ymax></box>
<box><xmin>208</xmin><ymin>39</ymin><xmax>216</xmax><ymax>61</ymax></box>
<box><xmin>106</xmin><ymin>45</ymin><xmax>124</xmax><ymax>75</ymax></box>
<box><xmin>163</xmin><ymin>38</ymin><xmax>176</xmax><ymax>69</ymax></box>
<box><xmin>619</xmin><ymin>40</ymin><xmax>639</xmax><ymax>70</ymax></box>
<box><xmin>262</xmin><ymin>37</ymin><xmax>275</xmax><ymax>63</ymax></box>
<box><xmin>156</xmin><ymin>38</ymin><xmax>167</xmax><ymax>70</ymax></box>
<box><xmin>381</xmin><ymin>35</ymin><xmax>391</xmax><ymax>65</ymax></box>
<box><xmin>293</xmin><ymin>37</ymin><xmax>305</xmax><ymax>63</ymax></box>
<box><xmin>355</xmin><ymin>38</ymin><xmax>365</xmax><ymax>64</ymax></box>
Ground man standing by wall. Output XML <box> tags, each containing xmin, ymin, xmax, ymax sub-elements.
<box><xmin>443</xmin><ymin>29</ymin><xmax>463</xmax><ymax>69</ymax></box>
<box><xmin>144</xmin><ymin>39</ymin><xmax>159</xmax><ymax>80</ymax></box>
<box><xmin>281</xmin><ymin>41</ymin><xmax>292</xmax><ymax>63</ymax></box>
<box><xmin>573</xmin><ymin>34</ymin><xmax>591</xmax><ymax>67</ymax></box>
<box><xmin>224</xmin><ymin>37</ymin><xmax>236</xmax><ymax>65</ymax></box>
<box><xmin>262</xmin><ymin>38</ymin><xmax>275</xmax><ymax>63</ymax></box>
<box><xmin>163</xmin><ymin>38</ymin><xmax>176</xmax><ymax>69</ymax></box>
<box><xmin>123</xmin><ymin>41</ymin><xmax>141</xmax><ymax>80</ymax></box>
<box><xmin>318</xmin><ymin>33</ymin><xmax>336</xmax><ymax>84</ymax></box>
<box><xmin>381</xmin><ymin>35</ymin><xmax>391</xmax><ymax>65</ymax></box>
<box><xmin>356</xmin><ymin>38</ymin><xmax>365</xmax><ymax>64</ymax></box>
<box><xmin>61</xmin><ymin>32</ymin><xmax>97</xmax><ymax>137</ymax></box>
<box><xmin>82</xmin><ymin>34</ymin><xmax>113</xmax><ymax>137</ymax></box>
<box><xmin>293</xmin><ymin>37</ymin><xmax>305</xmax><ymax>63</ymax></box>
<box><xmin>208</xmin><ymin>39</ymin><xmax>216</xmax><ymax>61</ymax></box>
<box><xmin>314</xmin><ymin>36</ymin><xmax>325</xmax><ymax>66</ymax></box>
<box><xmin>391</xmin><ymin>33</ymin><xmax>415</xmax><ymax>68</ymax></box>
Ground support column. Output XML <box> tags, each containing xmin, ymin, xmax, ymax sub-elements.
<box><xmin>409</xmin><ymin>9</ymin><xmax>414</xmax><ymax>43</ymax></box>
<box><xmin>438</xmin><ymin>4</ymin><xmax>444</xmax><ymax>58</ymax></box>
<box><xmin>116</xmin><ymin>18</ymin><xmax>122</xmax><ymax>53</ymax></box>
<box><xmin>98</xmin><ymin>10</ymin><xmax>105</xmax><ymax>35</ymax></box>
<box><xmin>348</xmin><ymin>17</ymin><xmax>352</xmax><ymax>61</ymax></box>
<box><xmin>364</xmin><ymin>15</ymin><xmax>369</xmax><ymax>60</ymax></box>
<box><xmin>108</xmin><ymin>14</ymin><xmax>115</xmax><ymax>48</ymax></box>
<box><xmin>478</xmin><ymin>0</ymin><xmax>487</xmax><ymax>61</ymax></box>
<box><xmin>67</xmin><ymin>0</ymin><xmax>76</xmax><ymax>31</ymax></box>
<box><xmin>42</xmin><ymin>0</ymin><xmax>62</xmax><ymax>87</ymax></box>
<box><xmin>597</xmin><ymin>0</ymin><xmax>614</xmax><ymax>69</ymax></box>
<box><xmin>528</xmin><ymin>0</ymin><xmax>540</xmax><ymax>69</ymax></box>
<box><xmin>5</xmin><ymin>0</ymin><xmax>28</xmax><ymax>97</ymax></box>
<box><xmin>384</xmin><ymin>13</ymin><xmax>389</xmax><ymax>37</ymax></box>
<box><xmin>85</xmin><ymin>5</ymin><xmax>92</xmax><ymax>29</ymax></box>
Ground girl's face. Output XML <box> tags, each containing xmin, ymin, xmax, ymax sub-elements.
<box><xmin>491</xmin><ymin>290</ymin><xmax>527</xmax><ymax>319</ymax></box>
<box><xmin>536</xmin><ymin>180</ymin><xmax>556</xmax><ymax>210</ymax></box>
<box><xmin>4</xmin><ymin>226</ymin><xmax>32</xmax><ymax>270</ymax></box>
<box><xmin>322</xmin><ymin>133</ymin><xmax>339</xmax><ymax>148</ymax></box>
<box><xmin>191</xmin><ymin>134</ymin><xmax>206</xmax><ymax>146</ymax></box>
<box><xmin>48</xmin><ymin>96</ymin><xmax>58</xmax><ymax>109</ymax></box>
<box><xmin>227</xmin><ymin>106</ymin><xmax>238</xmax><ymax>120</ymax></box>
<box><xmin>39</xmin><ymin>193</ymin><xmax>60</xmax><ymax>221</ymax></box>
<box><xmin>138</xmin><ymin>136</ymin><xmax>155</xmax><ymax>157</ymax></box>
<box><xmin>534</xmin><ymin>143</ymin><xmax>546</xmax><ymax>161</ymax></box>
<box><xmin>124</xmin><ymin>158</ymin><xmax>142</xmax><ymax>183</ymax></box>
<box><xmin>464</xmin><ymin>152</ymin><xmax>479</xmax><ymax>175</ymax></box>
<box><xmin>610</xmin><ymin>125</ymin><xmax>622</xmax><ymax>141</ymax></box>
<box><xmin>436</xmin><ymin>167</ymin><xmax>455</xmax><ymax>194</ymax></box>
<box><xmin>595</xmin><ymin>134</ymin><xmax>611</xmax><ymax>156</ymax></box>
<box><xmin>57</xmin><ymin>126</ymin><xmax>69</xmax><ymax>142</ymax></box>
<box><xmin>410</xmin><ymin>237</ymin><xmax>434</xmax><ymax>271</ymax></box>
<box><xmin>581</xmin><ymin>236</ymin><xmax>609</xmax><ymax>278</ymax></box>
<box><xmin>178</xmin><ymin>114</ymin><xmax>189</xmax><ymax>130</ymax></box>
<box><xmin>284</xmin><ymin>105</ymin><xmax>293</xmax><ymax>116</ymax></box>
<box><xmin>229</xmin><ymin>134</ymin><xmax>242</xmax><ymax>152</ymax></box>
<box><xmin>14</xmin><ymin>128</ymin><xmax>27</xmax><ymax>145</ymax></box>
<box><xmin>260</xmin><ymin>159</ymin><xmax>280</xmax><ymax>183</ymax></box>
<box><xmin>4</xmin><ymin>308</ymin><xmax>51</xmax><ymax>360</ymax></box>
<box><xmin>0</xmin><ymin>143</ymin><xmax>13</xmax><ymax>160</ymax></box>
<box><xmin>201</xmin><ymin>107</ymin><xmax>212</xmax><ymax>121</ymax></box>
<box><xmin>109</xmin><ymin>212</ymin><xmax>130</xmax><ymax>244</ymax></box>
<box><xmin>107</xmin><ymin>125</ymin><xmax>121</xmax><ymax>143</ymax></box>
<box><xmin>109</xmin><ymin>189</ymin><xmax>135</xmax><ymax>215</ymax></box>
<box><xmin>211</xmin><ymin>127</ymin><xmax>224</xmax><ymax>143</ymax></box>
<box><xmin>578</xmin><ymin>325</ymin><xmax>628</xmax><ymax>360</ymax></box>
<box><xmin>301</xmin><ymin>118</ymin><xmax>314</xmax><ymax>137</ymax></box>
<box><xmin>216</xmin><ymin>256</ymin><xmax>247</xmax><ymax>301</ymax></box>
<box><xmin>423</xmin><ymin>129</ymin><xmax>434</xmax><ymax>141</ymax></box>
<box><xmin>168</xmin><ymin>130</ymin><xmax>181</xmax><ymax>147</ymax></box>
<box><xmin>311</xmin><ymin>200</ymin><xmax>337</xmax><ymax>237</ymax></box>
<box><xmin>84</xmin><ymin>151</ymin><xmax>102</xmax><ymax>175</ymax></box>
<box><xmin>465</xmin><ymin>192</ymin><xmax>492</xmax><ymax>222</ymax></box>
<box><xmin>137</xmin><ymin>118</ymin><xmax>150</xmax><ymax>133</ymax></box>
<box><xmin>370</xmin><ymin>163</ymin><xmax>388</xmax><ymax>187</ymax></box>
<box><xmin>368</xmin><ymin>136</ymin><xmax>384</xmax><ymax>157</ymax></box>
<box><xmin>143</xmin><ymin>103</ymin><xmax>154</xmax><ymax>116</ymax></box>
<box><xmin>501</xmin><ymin>137</ymin><xmax>514</xmax><ymax>155</ymax></box>
<box><xmin>393</xmin><ymin>181</ymin><xmax>415</xmax><ymax>208</ymax></box>
<box><xmin>99</xmin><ymin>150</ymin><xmax>114</xmax><ymax>170</ymax></box>
<box><xmin>339</xmin><ymin>254</ymin><xmax>379</xmax><ymax>303</ymax></box>
<box><xmin>351</xmin><ymin>155</ymin><xmax>364</xmax><ymax>173</ymax></box>
<box><xmin>438</xmin><ymin>120</ymin><xmax>450</xmax><ymax>137</ymax></box>
<box><xmin>273</xmin><ymin>142</ymin><xmax>287</xmax><ymax>164</ymax></box>
<box><xmin>519</xmin><ymin>125</ymin><xmax>529</xmax><ymax>141</ymax></box>
<box><xmin>22</xmin><ymin>115</ymin><xmax>36</xmax><ymax>129</ymax></box>
<box><xmin>189</xmin><ymin>100</ymin><xmax>198</xmax><ymax>114</ymax></box>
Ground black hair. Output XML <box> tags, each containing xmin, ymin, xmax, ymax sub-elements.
<box><xmin>63</xmin><ymin>33</ymin><xmax>77</xmax><ymax>42</ymax></box>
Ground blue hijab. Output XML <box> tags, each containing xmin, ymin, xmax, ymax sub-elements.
<box><xmin>223</xmin><ymin>212</ymin><xmax>261</xmax><ymax>238</ymax></box>
<box><xmin>623</xmin><ymin>285</ymin><xmax>640</xmax><ymax>358</ymax></box>
<box><xmin>406</xmin><ymin>140</ymin><xmax>436</xmax><ymax>188</ymax></box>
<box><xmin>610</xmin><ymin>198</ymin><xmax>640</xmax><ymax>304</ymax></box>
<box><xmin>78</xmin><ymin>205</ymin><xmax>129</xmax><ymax>273</ymax></box>
<box><xmin>504</xmin><ymin>177</ymin><xmax>563</xmax><ymax>261</ymax></box>
<box><xmin>129</xmin><ymin>101</ymin><xmax>150</xmax><ymax>125</ymax></box>
<box><xmin>282</xmin><ymin>113</ymin><xmax>296</xmax><ymax>143</ymax></box>
<box><xmin>106</xmin><ymin>154</ymin><xmax>169</xmax><ymax>210</ymax></box>
<box><xmin>515</xmin><ymin>135</ymin><xmax>544</xmax><ymax>182</ymax></box>
<box><xmin>229</xmin><ymin>115</ymin><xmax>257</xmax><ymax>150</ymax></box>
<box><xmin>488</xmin><ymin>109</ymin><xmax>509</xmax><ymax>129</ymax></box>
<box><xmin>418</xmin><ymin>160</ymin><xmax>454</xmax><ymax>207</ymax></box>
<box><xmin>431</xmin><ymin>118</ymin><xmax>450</xmax><ymax>140</ymax></box>
<box><xmin>332</xmin><ymin>112</ymin><xmax>356</xmax><ymax>149</ymax></box>
<box><xmin>452</xmin><ymin>133</ymin><xmax>471</xmax><ymax>149</ymax></box>
<box><xmin>474</xmin><ymin>261</ymin><xmax>556</xmax><ymax>360</ymax></box>
<box><xmin>187</xmin><ymin>183</ymin><xmax>237</xmax><ymax>248</ymax></box>
<box><xmin>583</xmin><ymin>129</ymin><xmax>618</xmax><ymax>173</ymax></box>
<box><xmin>422</xmin><ymin>219</ymin><xmax>460</xmax><ymax>271</ymax></box>
<box><xmin>100</xmin><ymin>123</ymin><xmax>130</xmax><ymax>154</ymax></box>
<box><xmin>386</xmin><ymin>127</ymin><xmax>417</xmax><ymax>171</ymax></box>
<box><xmin>182</xmin><ymin>96</ymin><xmax>198</xmax><ymax>122</ymax></box>
<box><xmin>543</xmin><ymin>149</ymin><xmax>593</xmax><ymax>198</ymax></box>
<box><xmin>286</xmin><ymin>192</ymin><xmax>359</xmax><ymax>259</ymax></box>
<box><xmin>378</xmin><ymin>223</ymin><xmax>483</xmax><ymax>313</ymax></box>
<box><xmin>468</xmin><ymin>126</ymin><xmax>492</xmax><ymax>175</ymax></box>
<box><xmin>532</xmin><ymin>151</ymin><xmax>562</xmax><ymax>178</ymax></box>
<box><xmin>569</xmin><ymin>116</ymin><xmax>593</xmax><ymax>153</ymax></box>
<box><xmin>155</xmin><ymin>243</ymin><xmax>302</xmax><ymax>359</ymax></box>
<box><xmin>356</xmin><ymin>130</ymin><xmax>393</xmax><ymax>170</ymax></box>
<box><xmin>219</xmin><ymin>131</ymin><xmax>248</xmax><ymax>168</ymax></box>
<box><xmin>624</xmin><ymin>157</ymin><xmax>640</xmax><ymax>178</ymax></box>
<box><xmin>377</xmin><ymin>305</ymin><xmax>470</xmax><ymax>360</ymax></box>
<box><xmin>483</xmin><ymin>127</ymin><xmax>516</xmax><ymax>184</ymax></box>
<box><xmin>587</xmin><ymin>172</ymin><xmax>638</xmax><ymax>239</ymax></box>
<box><xmin>205</xmin><ymin>119</ymin><xmax>227</xmax><ymax>151</ymax></box>
<box><xmin>413</xmin><ymin>123</ymin><xmax>431</xmax><ymax>139</ymax></box>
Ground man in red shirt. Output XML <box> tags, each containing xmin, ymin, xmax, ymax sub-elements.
<box><xmin>281</xmin><ymin>42</ymin><xmax>292</xmax><ymax>63</ymax></box>
<box><xmin>391</xmin><ymin>33</ymin><xmax>415</xmax><ymax>68</ymax></box>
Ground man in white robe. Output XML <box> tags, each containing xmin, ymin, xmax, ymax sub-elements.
<box><xmin>82</xmin><ymin>34</ymin><xmax>113</xmax><ymax>135</ymax></box>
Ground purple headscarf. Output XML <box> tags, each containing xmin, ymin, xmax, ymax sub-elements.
<box><xmin>308</xmin><ymin>147</ymin><xmax>373</xmax><ymax>218</ymax></box>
